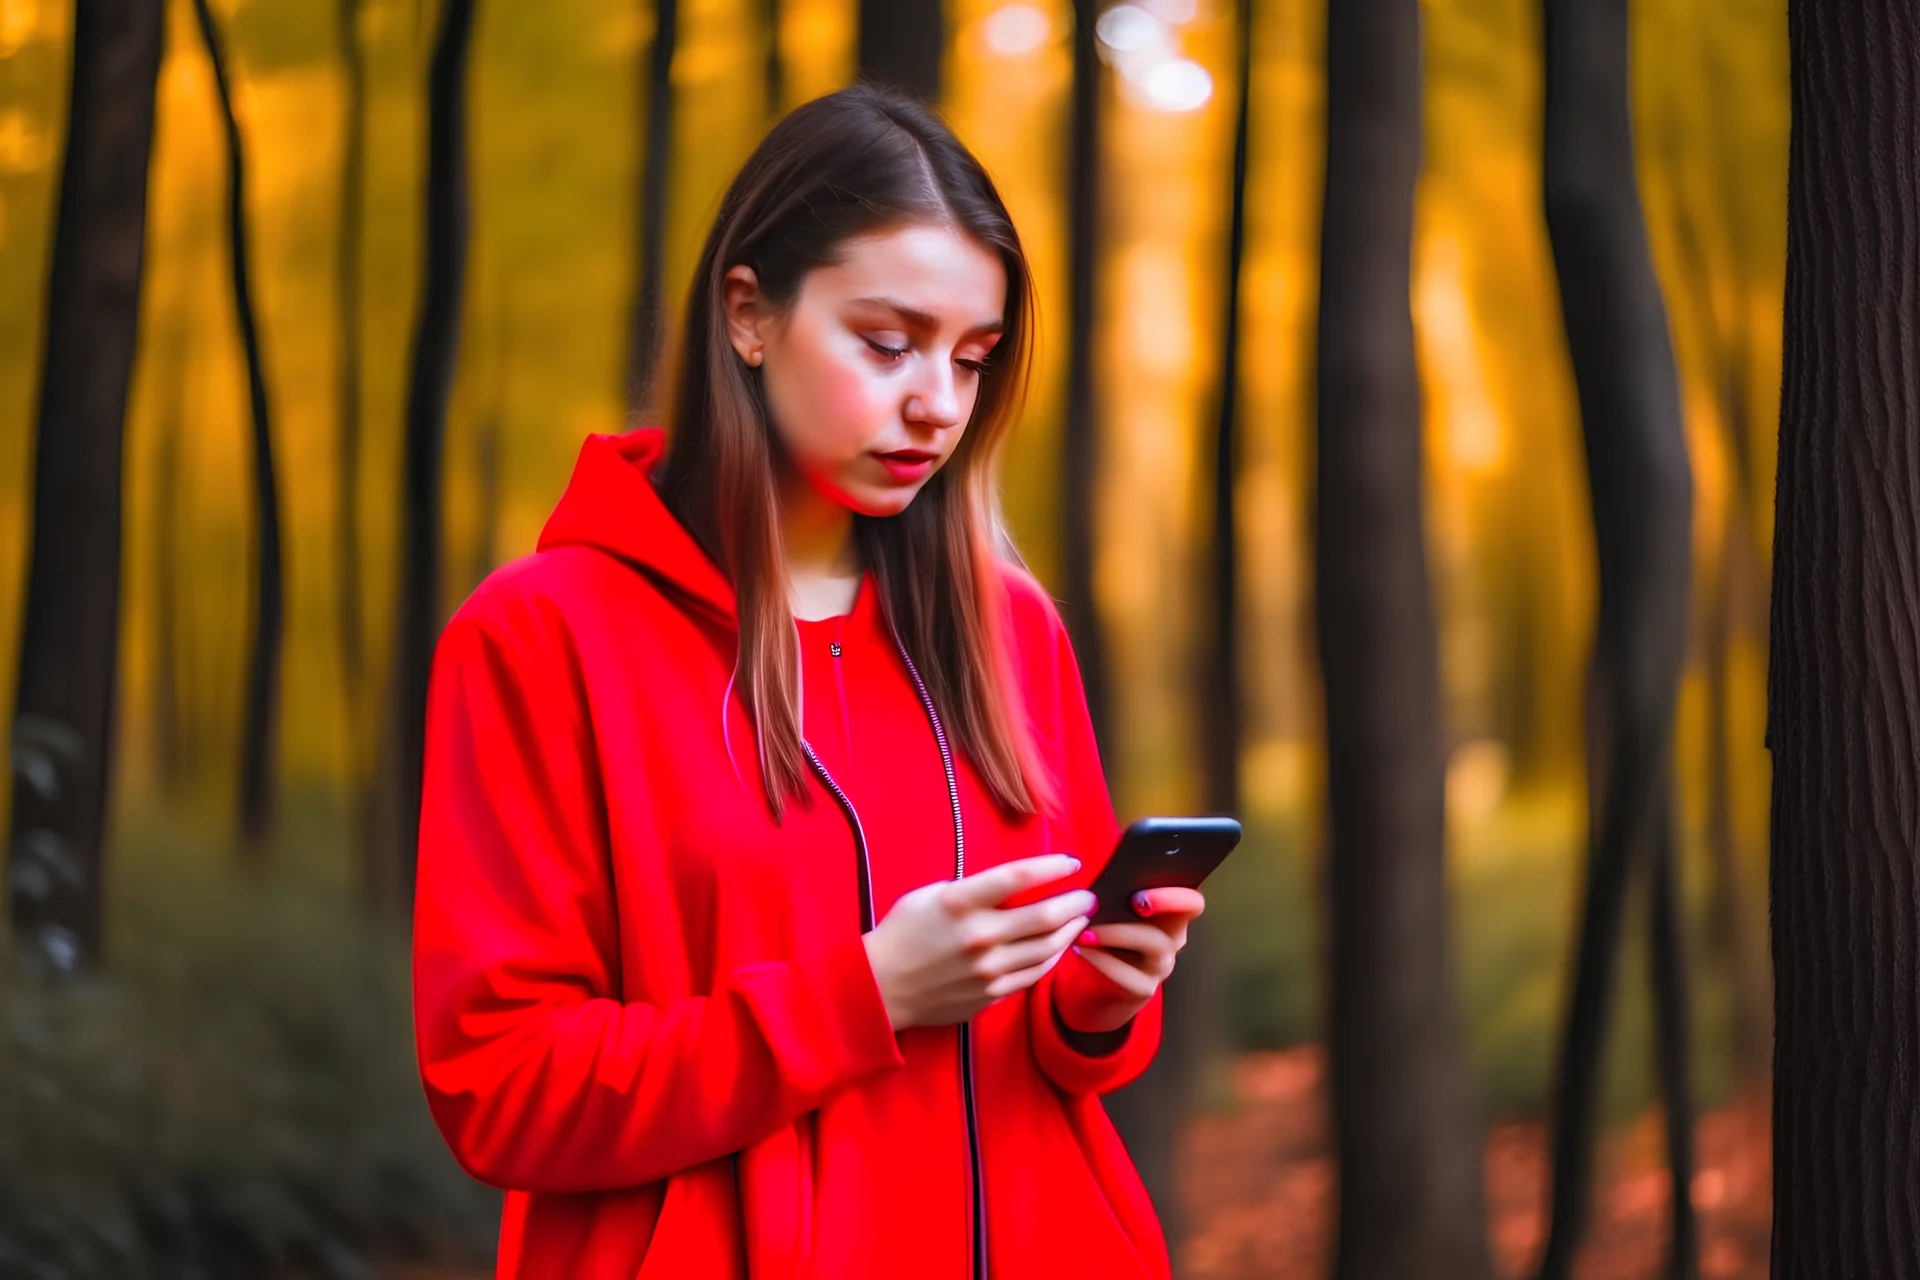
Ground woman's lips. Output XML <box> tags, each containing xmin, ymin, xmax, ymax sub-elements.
<box><xmin>876</xmin><ymin>451</ymin><xmax>938</xmax><ymax>483</ymax></box>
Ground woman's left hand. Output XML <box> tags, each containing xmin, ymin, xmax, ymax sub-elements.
<box><xmin>1054</xmin><ymin>887</ymin><xmax>1206</xmax><ymax>1035</ymax></box>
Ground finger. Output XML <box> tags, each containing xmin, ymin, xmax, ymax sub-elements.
<box><xmin>1131</xmin><ymin>887</ymin><xmax>1205</xmax><ymax>921</ymax></box>
<box><xmin>974</xmin><ymin>889</ymin><xmax>1098</xmax><ymax>947</ymax></box>
<box><xmin>978</xmin><ymin>914</ymin><xmax>1085</xmax><ymax>981</ymax></box>
<box><xmin>1073</xmin><ymin>942</ymin><xmax>1159</xmax><ymax>999</ymax></box>
<box><xmin>1082</xmin><ymin>922</ymin><xmax>1180</xmax><ymax>961</ymax></box>
<box><xmin>943</xmin><ymin>854</ymin><xmax>1082</xmax><ymax>913</ymax></box>
<box><xmin>983</xmin><ymin>944</ymin><xmax>1070</xmax><ymax>1000</ymax></box>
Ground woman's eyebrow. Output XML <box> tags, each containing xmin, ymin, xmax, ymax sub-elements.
<box><xmin>849</xmin><ymin>295</ymin><xmax>1004</xmax><ymax>336</ymax></box>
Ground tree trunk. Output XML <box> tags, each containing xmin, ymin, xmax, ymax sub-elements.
<box><xmin>627</xmin><ymin>0</ymin><xmax>676</xmax><ymax>417</ymax></box>
<box><xmin>1058</xmin><ymin>0</ymin><xmax>1111</xmax><ymax>760</ymax></box>
<box><xmin>1315</xmin><ymin>0</ymin><xmax>1492</xmax><ymax>1276</ymax></box>
<box><xmin>1660</xmin><ymin>62</ymin><xmax>1772</xmax><ymax>1088</ymax></box>
<box><xmin>761</xmin><ymin>0</ymin><xmax>784</xmax><ymax>117</ymax></box>
<box><xmin>6</xmin><ymin>0</ymin><xmax>163</xmax><ymax>975</ymax></box>
<box><xmin>191</xmin><ymin>0</ymin><xmax>284</xmax><ymax>861</ymax></box>
<box><xmin>1532</xmin><ymin>0</ymin><xmax>1697</xmax><ymax>1275</ymax></box>
<box><xmin>856</xmin><ymin>0</ymin><xmax>942</xmax><ymax>102</ymax></box>
<box><xmin>336</xmin><ymin>0</ymin><xmax>368</xmax><ymax>750</ymax></box>
<box><xmin>150</xmin><ymin>314</ymin><xmax>188</xmax><ymax>796</ymax></box>
<box><xmin>380</xmin><ymin>0</ymin><xmax>476</xmax><ymax>918</ymax></box>
<box><xmin>1770</xmin><ymin>0</ymin><xmax>1920</xmax><ymax>1272</ymax></box>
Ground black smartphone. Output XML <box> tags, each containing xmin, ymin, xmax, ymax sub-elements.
<box><xmin>1086</xmin><ymin>816</ymin><xmax>1243</xmax><ymax>924</ymax></box>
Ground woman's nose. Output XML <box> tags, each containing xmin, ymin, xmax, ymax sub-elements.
<box><xmin>905</xmin><ymin>361</ymin><xmax>963</xmax><ymax>429</ymax></box>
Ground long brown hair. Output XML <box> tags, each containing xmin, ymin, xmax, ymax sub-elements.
<box><xmin>656</xmin><ymin>85</ymin><xmax>1049</xmax><ymax>818</ymax></box>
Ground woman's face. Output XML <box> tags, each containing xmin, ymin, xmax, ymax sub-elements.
<box><xmin>725</xmin><ymin>223</ymin><xmax>1008</xmax><ymax>518</ymax></box>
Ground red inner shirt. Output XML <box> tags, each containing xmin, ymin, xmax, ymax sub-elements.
<box><xmin>796</xmin><ymin>579</ymin><xmax>973</xmax><ymax>1274</ymax></box>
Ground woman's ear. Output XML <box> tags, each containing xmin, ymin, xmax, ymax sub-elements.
<box><xmin>722</xmin><ymin>265</ymin><xmax>767</xmax><ymax>368</ymax></box>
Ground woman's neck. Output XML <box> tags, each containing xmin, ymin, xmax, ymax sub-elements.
<box><xmin>779</xmin><ymin>467</ymin><xmax>863</xmax><ymax>621</ymax></box>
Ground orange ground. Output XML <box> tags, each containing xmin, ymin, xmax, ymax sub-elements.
<box><xmin>1180</xmin><ymin>1049</ymin><xmax>1773</xmax><ymax>1280</ymax></box>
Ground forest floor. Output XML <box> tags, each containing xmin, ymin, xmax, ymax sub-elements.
<box><xmin>1181</xmin><ymin>1048</ymin><xmax>1772</xmax><ymax>1279</ymax></box>
<box><xmin>383</xmin><ymin>1047</ymin><xmax>1773</xmax><ymax>1280</ymax></box>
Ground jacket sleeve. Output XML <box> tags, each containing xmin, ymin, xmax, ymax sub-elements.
<box><xmin>412</xmin><ymin>609</ymin><xmax>905</xmax><ymax>1194</ymax></box>
<box><xmin>1022</xmin><ymin>601</ymin><xmax>1164</xmax><ymax>1096</ymax></box>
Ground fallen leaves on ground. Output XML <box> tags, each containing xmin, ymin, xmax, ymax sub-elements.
<box><xmin>1181</xmin><ymin>1048</ymin><xmax>1771</xmax><ymax>1280</ymax></box>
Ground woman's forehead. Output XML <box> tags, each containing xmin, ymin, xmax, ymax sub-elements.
<box><xmin>806</xmin><ymin>225</ymin><xmax>1007</xmax><ymax>323</ymax></box>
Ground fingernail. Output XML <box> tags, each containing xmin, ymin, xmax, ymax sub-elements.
<box><xmin>1066</xmin><ymin>856</ymin><xmax>1082</xmax><ymax>871</ymax></box>
<box><xmin>1079</xmin><ymin>930</ymin><xmax>1099</xmax><ymax>947</ymax></box>
<box><xmin>1133</xmin><ymin>892</ymin><xmax>1154</xmax><ymax>917</ymax></box>
<box><xmin>1076</xmin><ymin>891</ymin><xmax>1098</xmax><ymax>915</ymax></box>
<box><xmin>1070</xmin><ymin>945</ymin><xmax>1082</xmax><ymax>956</ymax></box>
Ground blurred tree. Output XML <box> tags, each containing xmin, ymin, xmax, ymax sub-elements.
<box><xmin>628</xmin><ymin>0</ymin><xmax>677</xmax><ymax>416</ymax></box>
<box><xmin>762</xmin><ymin>0</ymin><xmax>785</xmax><ymax>115</ymax></box>
<box><xmin>337</xmin><ymin>0</ymin><xmax>371</xmax><ymax>817</ymax></box>
<box><xmin>192</xmin><ymin>0</ymin><xmax>285</xmax><ymax>860</ymax></box>
<box><xmin>1770</xmin><ymin>0</ymin><xmax>1920</xmax><ymax>1273</ymax></box>
<box><xmin>6</xmin><ymin>0</ymin><xmax>164</xmax><ymax>973</ymax></box>
<box><xmin>856</xmin><ymin>0</ymin><xmax>942</xmax><ymax>101</ymax></box>
<box><xmin>150</xmin><ymin>312</ymin><xmax>189</xmax><ymax>797</ymax></box>
<box><xmin>1315</xmin><ymin>0</ymin><xmax>1492</xmax><ymax>1276</ymax></box>
<box><xmin>1100</xmin><ymin>0</ymin><xmax>1252</xmax><ymax>1259</ymax></box>
<box><xmin>1532</xmin><ymin>0</ymin><xmax>1698</xmax><ymax>1275</ymax></box>
<box><xmin>1659</xmin><ymin>62</ymin><xmax>1770</xmax><ymax>1086</ymax></box>
<box><xmin>379</xmin><ymin>0</ymin><xmax>478</xmax><ymax>916</ymax></box>
<box><xmin>1059</xmin><ymin>0</ymin><xmax>1110</xmax><ymax>757</ymax></box>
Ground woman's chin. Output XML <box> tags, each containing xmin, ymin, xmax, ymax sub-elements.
<box><xmin>846</xmin><ymin>484</ymin><xmax>928</xmax><ymax>519</ymax></box>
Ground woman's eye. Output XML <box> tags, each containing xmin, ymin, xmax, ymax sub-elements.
<box><xmin>957</xmin><ymin>358</ymin><xmax>991</xmax><ymax>375</ymax></box>
<box><xmin>865</xmin><ymin>338</ymin><xmax>909</xmax><ymax>361</ymax></box>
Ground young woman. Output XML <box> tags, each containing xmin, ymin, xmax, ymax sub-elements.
<box><xmin>413</xmin><ymin>85</ymin><xmax>1205</xmax><ymax>1280</ymax></box>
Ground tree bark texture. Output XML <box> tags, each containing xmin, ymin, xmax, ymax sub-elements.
<box><xmin>382</xmin><ymin>0</ymin><xmax>476</xmax><ymax>917</ymax></box>
<box><xmin>191</xmin><ymin>0</ymin><xmax>284</xmax><ymax>859</ymax></box>
<box><xmin>1059</xmin><ymin>0</ymin><xmax>1111</xmax><ymax>761</ymax></box>
<box><xmin>856</xmin><ymin>0</ymin><xmax>942</xmax><ymax>102</ymax></box>
<box><xmin>6</xmin><ymin>0</ymin><xmax>162</xmax><ymax>973</ymax></box>
<box><xmin>628</xmin><ymin>0</ymin><xmax>676</xmax><ymax>416</ymax></box>
<box><xmin>1315</xmin><ymin>1</ymin><xmax>1493</xmax><ymax>1277</ymax></box>
<box><xmin>1534</xmin><ymin>0</ymin><xmax>1698</xmax><ymax>1275</ymax></box>
<box><xmin>1770</xmin><ymin>1</ymin><xmax>1920</xmax><ymax>1273</ymax></box>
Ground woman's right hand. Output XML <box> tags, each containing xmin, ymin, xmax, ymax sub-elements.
<box><xmin>863</xmin><ymin>854</ymin><xmax>1095</xmax><ymax>1031</ymax></box>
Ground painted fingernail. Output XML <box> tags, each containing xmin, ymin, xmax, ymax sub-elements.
<box><xmin>1133</xmin><ymin>892</ymin><xmax>1154</xmax><ymax>917</ymax></box>
<box><xmin>1079</xmin><ymin>930</ymin><xmax>1099</xmax><ymax>947</ymax></box>
<box><xmin>1075</xmin><ymin>891</ymin><xmax>1098</xmax><ymax>915</ymax></box>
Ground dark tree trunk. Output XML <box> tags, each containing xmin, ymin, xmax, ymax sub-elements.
<box><xmin>1703</xmin><ymin>490</ymin><xmax>1770</xmax><ymax>1082</ymax></box>
<box><xmin>1058</xmin><ymin>0</ymin><xmax>1110</xmax><ymax>759</ymax></box>
<box><xmin>856</xmin><ymin>0</ymin><xmax>942</xmax><ymax>102</ymax></box>
<box><xmin>1100</xmin><ymin>1</ymin><xmax>1252</xmax><ymax>1260</ymax></box>
<box><xmin>627</xmin><ymin>0</ymin><xmax>676</xmax><ymax>417</ymax></box>
<box><xmin>1532</xmin><ymin>0</ymin><xmax>1697</xmax><ymax>1275</ymax></box>
<box><xmin>761</xmin><ymin>0</ymin><xmax>784</xmax><ymax>117</ymax></box>
<box><xmin>6</xmin><ymin>0</ymin><xmax>162</xmax><ymax>975</ymax></box>
<box><xmin>379</xmin><ymin>0</ymin><xmax>476</xmax><ymax>917</ymax></box>
<box><xmin>1315</xmin><ymin>1</ymin><xmax>1492</xmax><ymax>1276</ymax></box>
<box><xmin>150</xmin><ymin>315</ymin><xmax>188</xmax><ymax>796</ymax></box>
<box><xmin>1770</xmin><ymin>0</ymin><xmax>1920</xmax><ymax>1272</ymax></box>
<box><xmin>1661</xmin><ymin>70</ymin><xmax>1771</xmax><ymax>1088</ymax></box>
<box><xmin>336</xmin><ymin>0</ymin><xmax>368</xmax><ymax>741</ymax></box>
<box><xmin>191</xmin><ymin>0</ymin><xmax>284</xmax><ymax>861</ymax></box>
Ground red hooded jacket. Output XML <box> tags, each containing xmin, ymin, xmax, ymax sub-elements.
<box><xmin>413</xmin><ymin>430</ymin><xmax>1169</xmax><ymax>1279</ymax></box>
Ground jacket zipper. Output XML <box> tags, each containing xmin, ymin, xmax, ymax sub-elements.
<box><xmin>890</xmin><ymin>636</ymin><xmax>988</xmax><ymax>1280</ymax></box>
<box><xmin>800</xmin><ymin>630</ymin><xmax>987</xmax><ymax>1280</ymax></box>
